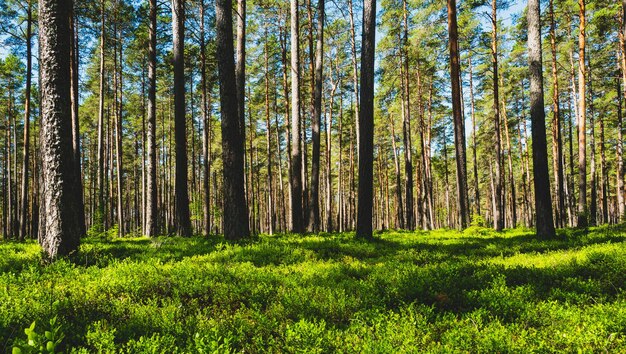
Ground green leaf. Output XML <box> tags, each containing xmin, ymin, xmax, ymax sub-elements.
<box><xmin>11</xmin><ymin>347</ymin><xmax>22</xmax><ymax>354</ymax></box>
<box><xmin>45</xmin><ymin>331</ymin><xmax>53</xmax><ymax>340</ymax></box>
<box><xmin>46</xmin><ymin>341</ymin><xmax>55</xmax><ymax>352</ymax></box>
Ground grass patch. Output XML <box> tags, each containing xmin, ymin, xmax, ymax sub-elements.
<box><xmin>1</xmin><ymin>224</ymin><xmax>626</xmax><ymax>352</ymax></box>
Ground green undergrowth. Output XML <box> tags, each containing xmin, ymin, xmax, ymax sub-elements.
<box><xmin>1</xmin><ymin>224</ymin><xmax>626</xmax><ymax>352</ymax></box>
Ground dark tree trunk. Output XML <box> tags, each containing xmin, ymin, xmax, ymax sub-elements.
<box><xmin>290</xmin><ymin>0</ymin><xmax>304</xmax><ymax>233</ymax></box>
<box><xmin>308</xmin><ymin>0</ymin><xmax>324</xmax><ymax>232</ymax></box>
<box><xmin>97</xmin><ymin>0</ymin><xmax>106</xmax><ymax>231</ymax></box>
<box><xmin>199</xmin><ymin>0</ymin><xmax>211</xmax><ymax>237</ymax></box>
<box><xmin>38</xmin><ymin>0</ymin><xmax>84</xmax><ymax>259</ymax></box>
<box><xmin>527</xmin><ymin>0</ymin><xmax>556</xmax><ymax>238</ymax></box>
<box><xmin>447</xmin><ymin>0</ymin><xmax>469</xmax><ymax>229</ymax></box>
<box><xmin>172</xmin><ymin>0</ymin><xmax>192</xmax><ymax>236</ymax></box>
<box><xmin>216</xmin><ymin>0</ymin><xmax>250</xmax><ymax>240</ymax></box>
<box><xmin>356</xmin><ymin>0</ymin><xmax>376</xmax><ymax>240</ymax></box>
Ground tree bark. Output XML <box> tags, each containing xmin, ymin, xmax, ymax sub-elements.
<box><xmin>216</xmin><ymin>0</ymin><xmax>250</xmax><ymax>240</ymax></box>
<box><xmin>491</xmin><ymin>0</ymin><xmax>504</xmax><ymax>231</ymax></box>
<box><xmin>447</xmin><ymin>0</ymin><xmax>469</xmax><ymax>229</ymax></box>
<box><xmin>527</xmin><ymin>0</ymin><xmax>556</xmax><ymax>238</ymax></box>
<box><xmin>356</xmin><ymin>0</ymin><xmax>376</xmax><ymax>240</ymax></box>
<box><xmin>308</xmin><ymin>0</ymin><xmax>324</xmax><ymax>232</ymax></box>
<box><xmin>172</xmin><ymin>0</ymin><xmax>191</xmax><ymax>236</ymax></box>
<box><xmin>576</xmin><ymin>0</ymin><xmax>587</xmax><ymax>227</ymax></box>
<box><xmin>145</xmin><ymin>0</ymin><xmax>158</xmax><ymax>237</ymax></box>
<box><xmin>290</xmin><ymin>0</ymin><xmax>304</xmax><ymax>233</ymax></box>
<box><xmin>38</xmin><ymin>0</ymin><xmax>84</xmax><ymax>259</ymax></box>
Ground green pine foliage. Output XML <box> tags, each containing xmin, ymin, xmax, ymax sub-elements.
<box><xmin>1</xmin><ymin>225</ymin><xmax>626</xmax><ymax>352</ymax></box>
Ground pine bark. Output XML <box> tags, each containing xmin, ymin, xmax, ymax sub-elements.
<box><xmin>528</xmin><ymin>0</ymin><xmax>556</xmax><ymax>238</ymax></box>
<box><xmin>145</xmin><ymin>0</ymin><xmax>158</xmax><ymax>237</ymax></box>
<box><xmin>491</xmin><ymin>0</ymin><xmax>504</xmax><ymax>231</ymax></box>
<box><xmin>38</xmin><ymin>0</ymin><xmax>83</xmax><ymax>259</ymax></box>
<box><xmin>447</xmin><ymin>0</ymin><xmax>469</xmax><ymax>229</ymax></box>
<box><xmin>216</xmin><ymin>0</ymin><xmax>250</xmax><ymax>240</ymax></box>
<box><xmin>290</xmin><ymin>0</ymin><xmax>304</xmax><ymax>233</ymax></box>
<box><xmin>577</xmin><ymin>0</ymin><xmax>587</xmax><ymax>227</ymax></box>
<box><xmin>172</xmin><ymin>0</ymin><xmax>192</xmax><ymax>236</ymax></box>
<box><xmin>356</xmin><ymin>0</ymin><xmax>376</xmax><ymax>240</ymax></box>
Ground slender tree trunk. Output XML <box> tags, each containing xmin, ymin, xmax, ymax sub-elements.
<box><xmin>308</xmin><ymin>0</ymin><xmax>324</xmax><ymax>232</ymax></box>
<box><xmin>199</xmin><ymin>0</ymin><xmax>211</xmax><ymax>236</ymax></box>
<box><xmin>114</xmin><ymin>24</ymin><xmax>124</xmax><ymax>236</ymax></box>
<box><xmin>469</xmin><ymin>57</ymin><xmax>480</xmax><ymax>217</ymax></box>
<box><xmin>447</xmin><ymin>0</ymin><xmax>469</xmax><ymax>229</ymax></box>
<box><xmin>588</xmin><ymin>57</ymin><xmax>597</xmax><ymax>226</ymax></box>
<box><xmin>347</xmin><ymin>0</ymin><xmax>360</xmax><ymax>161</ymax></box>
<box><xmin>528</xmin><ymin>0</ymin><xmax>556</xmax><ymax>238</ymax></box>
<box><xmin>491</xmin><ymin>0</ymin><xmax>504</xmax><ymax>231</ymax></box>
<box><xmin>576</xmin><ymin>0</ymin><xmax>588</xmax><ymax>227</ymax></box>
<box><xmin>38</xmin><ymin>0</ymin><xmax>83</xmax><ymax>259</ymax></box>
<box><xmin>549</xmin><ymin>0</ymin><xmax>565</xmax><ymax>228</ymax></box>
<box><xmin>19</xmin><ymin>0</ymin><xmax>33</xmax><ymax>241</ymax></box>
<box><xmin>145</xmin><ymin>0</ymin><xmax>158</xmax><ymax>237</ymax></box>
<box><xmin>264</xmin><ymin>26</ymin><xmax>275</xmax><ymax>235</ymax></box>
<box><xmin>356</xmin><ymin>0</ymin><xmax>376</xmax><ymax>240</ymax></box>
<box><xmin>97</xmin><ymin>0</ymin><xmax>106</xmax><ymax>231</ymax></box>
<box><xmin>617</xmin><ymin>45</ymin><xmax>625</xmax><ymax>220</ymax></box>
<box><xmin>216</xmin><ymin>0</ymin><xmax>250</xmax><ymax>240</ymax></box>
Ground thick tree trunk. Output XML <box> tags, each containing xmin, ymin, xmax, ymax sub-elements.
<box><xmin>216</xmin><ymin>0</ymin><xmax>250</xmax><ymax>240</ymax></box>
<box><xmin>347</xmin><ymin>0</ymin><xmax>360</xmax><ymax>161</ymax></box>
<box><xmin>447</xmin><ymin>0</ymin><xmax>469</xmax><ymax>229</ymax></box>
<box><xmin>38</xmin><ymin>0</ymin><xmax>83</xmax><ymax>259</ymax></box>
<box><xmin>356</xmin><ymin>0</ymin><xmax>376</xmax><ymax>240</ymax></box>
<box><xmin>528</xmin><ymin>0</ymin><xmax>556</xmax><ymax>238</ymax></box>
<box><xmin>172</xmin><ymin>0</ymin><xmax>192</xmax><ymax>236</ymax></box>
<box><xmin>290</xmin><ymin>0</ymin><xmax>304</xmax><ymax>233</ymax></box>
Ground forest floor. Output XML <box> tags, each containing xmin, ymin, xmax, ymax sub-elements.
<box><xmin>1</xmin><ymin>224</ymin><xmax>626</xmax><ymax>353</ymax></box>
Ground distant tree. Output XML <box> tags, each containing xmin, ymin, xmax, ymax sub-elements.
<box><xmin>577</xmin><ymin>0</ymin><xmax>587</xmax><ymax>227</ymax></box>
<box><xmin>38</xmin><ymin>0</ymin><xmax>83</xmax><ymax>259</ymax></box>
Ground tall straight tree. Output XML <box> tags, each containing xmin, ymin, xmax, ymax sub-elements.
<box><xmin>145</xmin><ymin>0</ymin><xmax>158</xmax><ymax>237</ymax></box>
<box><xmin>577</xmin><ymin>0</ymin><xmax>587</xmax><ymax>227</ymax></box>
<box><xmin>172</xmin><ymin>0</ymin><xmax>191</xmax><ymax>236</ymax></box>
<box><xmin>549</xmin><ymin>0</ymin><xmax>565</xmax><ymax>228</ymax></box>
<box><xmin>236</xmin><ymin>0</ymin><xmax>246</xmax><ymax>139</ymax></box>
<box><xmin>490</xmin><ymin>0</ymin><xmax>504</xmax><ymax>231</ymax></box>
<box><xmin>216</xmin><ymin>0</ymin><xmax>250</xmax><ymax>240</ymax></box>
<box><xmin>38</xmin><ymin>0</ymin><xmax>83</xmax><ymax>259</ymax></box>
<box><xmin>447</xmin><ymin>0</ymin><xmax>469</xmax><ymax>229</ymax></box>
<box><xmin>527</xmin><ymin>0</ymin><xmax>556</xmax><ymax>238</ymax></box>
<box><xmin>356</xmin><ymin>0</ymin><xmax>376</xmax><ymax>240</ymax></box>
<box><xmin>290</xmin><ymin>0</ymin><xmax>304</xmax><ymax>233</ymax></box>
<box><xmin>308</xmin><ymin>0</ymin><xmax>324</xmax><ymax>232</ymax></box>
<box><xmin>18</xmin><ymin>0</ymin><xmax>33</xmax><ymax>240</ymax></box>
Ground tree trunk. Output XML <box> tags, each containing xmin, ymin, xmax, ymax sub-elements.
<box><xmin>264</xmin><ymin>27</ymin><xmax>275</xmax><ymax>235</ymax></box>
<box><xmin>549</xmin><ymin>0</ymin><xmax>565</xmax><ymax>228</ymax></box>
<box><xmin>356</xmin><ymin>0</ymin><xmax>376</xmax><ymax>240</ymax></box>
<box><xmin>347</xmin><ymin>0</ymin><xmax>360</xmax><ymax>161</ymax></box>
<box><xmin>469</xmin><ymin>57</ymin><xmax>480</xmax><ymax>217</ymax></box>
<box><xmin>576</xmin><ymin>0</ymin><xmax>588</xmax><ymax>227</ymax></box>
<box><xmin>528</xmin><ymin>0</ymin><xmax>556</xmax><ymax>238</ymax></box>
<box><xmin>216</xmin><ymin>0</ymin><xmax>250</xmax><ymax>240</ymax></box>
<box><xmin>308</xmin><ymin>0</ymin><xmax>324</xmax><ymax>232</ymax></box>
<box><xmin>491</xmin><ymin>0</ymin><xmax>504</xmax><ymax>231</ymax></box>
<box><xmin>447</xmin><ymin>0</ymin><xmax>469</xmax><ymax>229</ymax></box>
<box><xmin>290</xmin><ymin>0</ymin><xmax>304</xmax><ymax>233</ymax></box>
<box><xmin>19</xmin><ymin>0</ymin><xmax>33</xmax><ymax>240</ymax></box>
<box><xmin>38</xmin><ymin>0</ymin><xmax>83</xmax><ymax>259</ymax></box>
<box><xmin>172</xmin><ymin>0</ymin><xmax>192</xmax><ymax>236</ymax></box>
<box><xmin>145</xmin><ymin>0</ymin><xmax>158</xmax><ymax>237</ymax></box>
